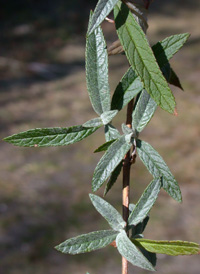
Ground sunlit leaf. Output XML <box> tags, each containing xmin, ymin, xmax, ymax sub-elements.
<box><xmin>89</xmin><ymin>194</ymin><xmax>126</xmax><ymax>230</ymax></box>
<box><xmin>92</xmin><ymin>134</ymin><xmax>132</xmax><ymax>191</ymax></box>
<box><xmin>104</xmin><ymin>161</ymin><xmax>123</xmax><ymax>196</ymax></box>
<box><xmin>86</xmin><ymin>15</ymin><xmax>110</xmax><ymax>115</ymax></box>
<box><xmin>88</xmin><ymin>0</ymin><xmax>118</xmax><ymax>35</ymax></box>
<box><xmin>101</xmin><ymin>110</ymin><xmax>118</xmax><ymax>125</ymax></box>
<box><xmin>116</xmin><ymin>231</ymin><xmax>155</xmax><ymax>271</ymax></box>
<box><xmin>55</xmin><ymin>230</ymin><xmax>118</xmax><ymax>254</ymax></box>
<box><xmin>136</xmin><ymin>139</ymin><xmax>182</xmax><ymax>202</ymax></box>
<box><xmin>4</xmin><ymin>126</ymin><xmax>99</xmax><ymax>147</ymax></box>
<box><xmin>104</xmin><ymin>123</ymin><xmax>121</xmax><ymax>142</ymax></box>
<box><xmin>114</xmin><ymin>2</ymin><xmax>176</xmax><ymax>113</ymax></box>
<box><xmin>128</xmin><ymin>178</ymin><xmax>161</xmax><ymax>226</ymax></box>
<box><xmin>134</xmin><ymin>239</ymin><xmax>200</xmax><ymax>256</ymax></box>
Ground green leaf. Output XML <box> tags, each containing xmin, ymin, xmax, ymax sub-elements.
<box><xmin>101</xmin><ymin>110</ymin><xmax>118</xmax><ymax>125</ymax></box>
<box><xmin>94</xmin><ymin>139</ymin><xmax>116</xmax><ymax>153</ymax></box>
<box><xmin>55</xmin><ymin>230</ymin><xmax>118</xmax><ymax>254</ymax></box>
<box><xmin>128</xmin><ymin>178</ymin><xmax>161</xmax><ymax>226</ymax></box>
<box><xmin>88</xmin><ymin>0</ymin><xmax>118</xmax><ymax>35</ymax></box>
<box><xmin>104</xmin><ymin>124</ymin><xmax>121</xmax><ymax>142</ymax></box>
<box><xmin>139</xmin><ymin>247</ymin><xmax>157</xmax><ymax>267</ymax></box>
<box><xmin>86</xmin><ymin>17</ymin><xmax>110</xmax><ymax>115</ymax></box>
<box><xmin>116</xmin><ymin>231</ymin><xmax>155</xmax><ymax>271</ymax></box>
<box><xmin>89</xmin><ymin>194</ymin><xmax>126</xmax><ymax>231</ymax></box>
<box><xmin>134</xmin><ymin>239</ymin><xmax>200</xmax><ymax>256</ymax></box>
<box><xmin>92</xmin><ymin>134</ymin><xmax>132</xmax><ymax>191</ymax></box>
<box><xmin>132</xmin><ymin>89</ymin><xmax>157</xmax><ymax>132</ymax></box>
<box><xmin>114</xmin><ymin>2</ymin><xmax>176</xmax><ymax>113</ymax></box>
<box><xmin>83</xmin><ymin>118</ymin><xmax>103</xmax><ymax>128</ymax></box>
<box><xmin>4</xmin><ymin>126</ymin><xmax>99</xmax><ymax>147</ymax></box>
<box><xmin>104</xmin><ymin>161</ymin><xmax>123</xmax><ymax>196</ymax></box>
<box><xmin>136</xmin><ymin>139</ymin><xmax>182</xmax><ymax>202</ymax></box>
<box><xmin>152</xmin><ymin>33</ymin><xmax>190</xmax><ymax>68</ymax></box>
<box><xmin>111</xmin><ymin>67</ymin><xmax>143</xmax><ymax>111</ymax></box>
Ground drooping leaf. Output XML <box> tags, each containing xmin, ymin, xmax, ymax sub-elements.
<box><xmin>101</xmin><ymin>110</ymin><xmax>118</xmax><ymax>125</ymax></box>
<box><xmin>88</xmin><ymin>0</ymin><xmax>118</xmax><ymax>35</ymax></box>
<box><xmin>89</xmin><ymin>194</ymin><xmax>126</xmax><ymax>231</ymax></box>
<box><xmin>114</xmin><ymin>2</ymin><xmax>176</xmax><ymax>114</ymax></box>
<box><xmin>92</xmin><ymin>134</ymin><xmax>132</xmax><ymax>191</ymax></box>
<box><xmin>86</xmin><ymin>16</ymin><xmax>110</xmax><ymax>115</ymax></box>
<box><xmin>4</xmin><ymin>126</ymin><xmax>99</xmax><ymax>147</ymax></box>
<box><xmin>136</xmin><ymin>139</ymin><xmax>182</xmax><ymax>202</ymax></box>
<box><xmin>134</xmin><ymin>239</ymin><xmax>200</xmax><ymax>256</ymax></box>
<box><xmin>152</xmin><ymin>33</ymin><xmax>190</xmax><ymax>68</ymax></box>
<box><xmin>94</xmin><ymin>139</ymin><xmax>116</xmax><ymax>153</ymax></box>
<box><xmin>104</xmin><ymin>161</ymin><xmax>123</xmax><ymax>196</ymax></box>
<box><xmin>128</xmin><ymin>178</ymin><xmax>161</xmax><ymax>226</ymax></box>
<box><xmin>104</xmin><ymin>123</ymin><xmax>121</xmax><ymax>142</ymax></box>
<box><xmin>132</xmin><ymin>89</ymin><xmax>157</xmax><ymax>132</ymax></box>
<box><xmin>55</xmin><ymin>230</ymin><xmax>118</xmax><ymax>254</ymax></box>
<box><xmin>111</xmin><ymin>67</ymin><xmax>143</xmax><ymax>111</ymax></box>
<box><xmin>83</xmin><ymin>118</ymin><xmax>103</xmax><ymax>128</ymax></box>
<box><xmin>116</xmin><ymin>231</ymin><xmax>155</xmax><ymax>271</ymax></box>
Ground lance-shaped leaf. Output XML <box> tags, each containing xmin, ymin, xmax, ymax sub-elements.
<box><xmin>55</xmin><ymin>230</ymin><xmax>118</xmax><ymax>254</ymax></box>
<box><xmin>4</xmin><ymin>126</ymin><xmax>99</xmax><ymax>147</ymax></box>
<box><xmin>111</xmin><ymin>67</ymin><xmax>143</xmax><ymax>111</ymax></box>
<box><xmin>86</xmin><ymin>16</ymin><xmax>110</xmax><ymax>115</ymax></box>
<box><xmin>132</xmin><ymin>89</ymin><xmax>157</xmax><ymax>132</ymax></box>
<box><xmin>128</xmin><ymin>178</ymin><xmax>161</xmax><ymax>226</ymax></box>
<box><xmin>114</xmin><ymin>2</ymin><xmax>176</xmax><ymax>113</ymax></box>
<box><xmin>89</xmin><ymin>194</ymin><xmax>126</xmax><ymax>231</ymax></box>
<box><xmin>104</xmin><ymin>123</ymin><xmax>121</xmax><ymax>142</ymax></box>
<box><xmin>152</xmin><ymin>33</ymin><xmax>190</xmax><ymax>68</ymax></box>
<box><xmin>92</xmin><ymin>134</ymin><xmax>132</xmax><ymax>191</ymax></box>
<box><xmin>136</xmin><ymin>139</ymin><xmax>182</xmax><ymax>202</ymax></box>
<box><xmin>134</xmin><ymin>239</ymin><xmax>200</xmax><ymax>256</ymax></box>
<box><xmin>116</xmin><ymin>231</ymin><xmax>155</xmax><ymax>271</ymax></box>
<box><xmin>104</xmin><ymin>161</ymin><xmax>123</xmax><ymax>196</ymax></box>
<box><xmin>88</xmin><ymin>0</ymin><xmax>118</xmax><ymax>35</ymax></box>
<box><xmin>94</xmin><ymin>139</ymin><xmax>116</xmax><ymax>153</ymax></box>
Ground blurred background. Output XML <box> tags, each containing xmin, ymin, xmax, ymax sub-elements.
<box><xmin>0</xmin><ymin>0</ymin><xmax>199</xmax><ymax>273</ymax></box>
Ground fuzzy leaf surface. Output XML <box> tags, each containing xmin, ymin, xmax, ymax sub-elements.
<box><xmin>94</xmin><ymin>140</ymin><xmax>116</xmax><ymax>153</ymax></box>
<box><xmin>92</xmin><ymin>134</ymin><xmax>132</xmax><ymax>191</ymax></box>
<box><xmin>134</xmin><ymin>239</ymin><xmax>200</xmax><ymax>256</ymax></box>
<box><xmin>4</xmin><ymin>126</ymin><xmax>99</xmax><ymax>147</ymax></box>
<box><xmin>111</xmin><ymin>67</ymin><xmax>143</xmax><ymax>111</ymax></box>
<box><xmin>114</xmin><ymin>2</ymin><xmax>175</xmax><ymax>113</ymax></box>
<box><xmin>89</xmin><ymin>194</ymin><xmax>125</xmax><ymax>230</ymax></box>
<box><xmin>136</xmin><ymin>139</ymin><xmax>182</xmax><ymax>202</ymax></box>
<box><xmin>116</xmin><ymin>231</ymin><xmax>155</xmax><ymax>271</ymax></box>
<box><xmin>104</xmin><ymin>161</ymin><xmax>123</xmax><ymax>196</ymax></box>
<box><xmin>86</xmin><ymin>19</ymin><xmax>110</xmax><ymax>115</ymax></box>
<box><xmin>132</xmin><ymin>90</ymin><xmax>157</xmax><ymax>132</ymax></box>
<box><xmin>88</xmin><ymin>0</ymin><xmax>118</xmax><ymax>35</ymax></box>
<box><xmin>128</xmin><ymin>178</ymin><xmax>161</xmax><ymax>226</ymax></box>
<box><xmin>101</xmin><ymin>110</ymin><xmax>118</xmax><ymax>125</ymax></box>
<box><xmin>83</xmin><ymin>118</ymin><xmax>103</xmax><ymax>128</ymax></box>
<box><xmin>55</xmin><ymin>230</ymin><xmax>118</xmax><ymax>254</ymax></box>
<box><xmin>104</xmin><ymin>124</ymin><xmax>121</xmax><ymax>142</ymax></box>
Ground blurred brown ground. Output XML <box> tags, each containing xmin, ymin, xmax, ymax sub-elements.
<box><xmin>0</xmin><ymin>0</ymin><xmax>199</xmax><ymax>273</ymax></box>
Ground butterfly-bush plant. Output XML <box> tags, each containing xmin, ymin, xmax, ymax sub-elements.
<box><xmin>4</xmin><ymin>0</ymin><xmax>199</xmax><ymax>273</ymax></box>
